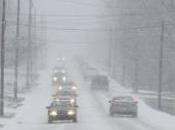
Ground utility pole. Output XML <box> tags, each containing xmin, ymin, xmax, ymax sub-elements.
<box><xmin>0</xmin><ymin>0</ymin><xmax>6</xmax><ymax>116</ymax></box>
<box><xmin>14</xmin><ymin>0</ymin><xmax>20</xmax><ymax>100</ymax></box>
<box><xmin>108</xmin><ymin>28</ymin><xmax>113</xmax><ymax>76</ymax></box>
<box><xmin>34</xmin><ymin>9</ymin><xmax>39</xmax><ymax>79</ymax></box>
<box><xmin>31</xmin><ymin>8</ymin><xmax>37</xmax><ymax>83</ymax></box>
<box><xmin>133</xmin><ymin>44</ymin><xmax>139</xmax><ymax>93</ymax></box>
<box><xmin>26</xmin><ymin>0</ymin><xmax>32</xmax><ymax>88</ymax></box>
<box><xmin>158</xmin><ymin>22</ymin><xmax>165</xmax><ymax>110</ymax></box>
<box><xmin>122</xmin><ymin>61</ymin><xmax>126</xmax><ymax>86</ymax></box>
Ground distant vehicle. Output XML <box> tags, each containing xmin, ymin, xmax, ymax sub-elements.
<box><xmin>53</xmin><ymin>80</ymin><xmax>78</xmax><ymax>100</ymax></box>
<box><xmin>56</xmin><ymin>57</ymin><xmax>65</xmax><ymax>62</ymax></box>
<box><xmin>109</xmin><ymin>96</ymin><xmax>138</xmax><ymax>117</ymax></box>
<box><xmin>46</xmin><ymin>100</ymin><xmax>78</xmax><ymax>123</ymax></box>
<box><xmin>54</xmin><ymin>89</ymin><xmax>78</xmax><ymax>97</ymax></box>
<box><xmin>53</xmin><ymin>65</ymin><xmax>66</xmax><ymax>71</ymax></box>
<box><xmin>91</xmin><ymin>75</ymin><xmax>109</xmax><ymax>90</ymax></box>
<box><xmin>52</xmin><ymin>72</ymin><xmax>68</xmax><ymax>86</ymax></box>
<box><xmin>83</xmin><ymin>67</ymin><xmax>98</xmax><ymax>81</ymax></box>
<box><xmin>55</xmin><ymin>57</ymin><xmax>66</xmax><ymax>67</ymax></box>
<box><xmin>57</xmin><ymin>80</ymin><xmax>77</xmax><ymax>91</ymax></box>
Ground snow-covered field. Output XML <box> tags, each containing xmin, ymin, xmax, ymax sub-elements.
<box><xmin>1</xmin><ymin>60</ymin><xmax>175</xmax><ymax>130</ymax></box>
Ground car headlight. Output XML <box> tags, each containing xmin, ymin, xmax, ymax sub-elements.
<box><xmin>67</xmin><ymin>110</ymin><xmax>75</xmax><ymax>115</ymax></box>
<box><xmin>53</xmin><ymin>77</ymin><xmax>58</xmax><ymax>81</ymax></box>
<box><xmin>55</xmin><ymin>98</ymin><xmax>60</xmax><ymax>102</ymax></box>
<box><xmin>62</xmin><ymin>76</ymin><xmax>66</xmax><ymax>82</ymax></box>
<box><xmin>50</xmin><ymin>111</ymin><xmax>57</xmax><ymax>116</ymax></box>
<box><xmin>72</xmin><ymin>86</ymin><xmax>77</xmax><ymax>90</ymax></box>
<box><xmin>58</xmin><ymin>86</ymin><xmax>62</xmax><ymax>90</ymax></box>
<box><xmin>70</xmin><ymin>98</ymin><xmax>75</xmax><ymax>104</ymax></box>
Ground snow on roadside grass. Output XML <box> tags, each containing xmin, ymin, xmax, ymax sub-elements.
<box><xmin>139</xmin><ymin>100</ymin><xmax>175</xmax><ymax>130</ymax></box>
<box><xmin>0</xmin><ymin>69</ymin><xmax>46</xmax><ymax>128</ymax></box>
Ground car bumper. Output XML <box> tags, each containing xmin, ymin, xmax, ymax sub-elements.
<box><xmin>49</xmin><ymin>114</ymin><xmax>76</xmax><ymax>120</ymax></box>
<box><xmin>110</xmin><ymin>107</ymin><xmax>137</xmax><ymax>115</ymax></box>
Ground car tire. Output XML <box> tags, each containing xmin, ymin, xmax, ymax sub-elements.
<box><xmin>48</xmin><ymin>117</ymin><xmax>52</xmax><ymax>124</ymax></box>
<box><xmin>73</xmin><ymin>117</ymin><xmax>77</xmax><ymax>122</ymax></box>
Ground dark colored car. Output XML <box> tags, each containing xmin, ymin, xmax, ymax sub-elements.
<box><xmin>46</xmin><ymin>99</ymin><xmax>78</xmax><ymax>123</ymax></box>
<box><xmin>91</xmin><ymin>75</ymin><xmax>109</xmax><ymax>90</ymax></box>
<box><xmin>109</xmin><ymin>96</ymin><xmax>138</xmax><ymax>117</ymax></box>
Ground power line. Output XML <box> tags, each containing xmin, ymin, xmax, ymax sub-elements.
<box><xmin>59</xmin><ymin>0</ymin><xmax>108</xmax><ymax>7</ymax></box>
<box><xmin>6</xmin><ymin>11</ymin><xmax>175</xmax><ymax>18</ymax></box>
<box><xmin>6</xmin><ymin>22</ymin><xmax>163</xmax><ymax>32</ymax></box>
<box><xmin>0</xmin><ymin>0</ymin><xmax>6</xmax><ymax>117</ymax></box>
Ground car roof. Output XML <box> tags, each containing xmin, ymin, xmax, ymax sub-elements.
<box><xmin>52</xmin><ymin>98</ymin><xmax>70</xmax><ymax>103</ymax></box>
<box><xmin>54</xmin><ymin>95</ymin><xmax>73</xmax><ymax>99</ymax></box>
<box><xmin>112</xmin><ymin>96</ymin><xmax>133</xmax><ymax>101</ymax></box>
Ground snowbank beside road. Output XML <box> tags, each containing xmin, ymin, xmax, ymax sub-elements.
<box><xmin>108</xmin><ymin>78</ymin><xmax>175</xmax><ymax>130</ymax></box>
<box><xmin>139</xmin><ymin>100</ymin><xmax>175</xmax><ymax>130</ymax></box>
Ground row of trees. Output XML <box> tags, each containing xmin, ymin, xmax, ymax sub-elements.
<box><xmin>86</xmin><ymin>0</ymin><xmax>175</xmax><ymax>110</ymax></box>
<box><xmin>0</xmin><ymin>0</ymin><xmax>47</xmax><ymax>116</ymax></box>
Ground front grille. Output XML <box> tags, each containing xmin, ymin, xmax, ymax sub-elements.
<box><xmin>57</xmin><ymin>110</ymin><xmax>67</xmax><ymax>115</ymax></box>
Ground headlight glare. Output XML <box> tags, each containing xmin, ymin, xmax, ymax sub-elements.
<box><xmin>50</xmin><ymin>111</ymin><xmax>57</xmax><ymax>116</ymax></box>
<box><xmin>62</xmin><ymin>76</ymin><xmax>66</xmax><ymax>82</ymax></box>
<box><xmin>53</xmin><ymin>77</ymin><xmax>58</xmax><ymax>81</ymax></box>
<box><xmin>58</xmin><ymin>86</ymin><xmax>62</xmax><ymax>90</ymax></box>
<box><xmin>68</xmin><ymin>110</ymin><xmax>75</xmax><ymax>115</ymax></box>
<box><xmin>72</xmin><ymin>86</ymin><xmax>77</xmax><ymax>90</ymax></box>
<box><xmin>70</xmin><ymin>98</ymin><xmax>75</xmax><ymax>104</ymax></box>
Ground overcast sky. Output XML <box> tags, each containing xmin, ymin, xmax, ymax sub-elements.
<box><xmin>33</xmin><ymin>0</ymin><xmax>109</xmax><ymax>63</ymax></box>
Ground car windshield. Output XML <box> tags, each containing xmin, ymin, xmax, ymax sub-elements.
<box><xmin>61</xmin><ymin>81</ymin><xmax>75</xmax><ymax>86</ymax></box>
<box><xmin>51</xmin><ymin>101</ymin><xmax>71</xmax><ymax>107</ymax></box>
<box><xmin>57</xmin><ymin>91</ymin><xmax>76</xmax><ymax>96</ymax></box>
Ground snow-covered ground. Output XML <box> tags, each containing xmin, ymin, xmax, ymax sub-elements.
<box><xmin>1</xmin><ymin>60</ymin><xmax>175</xmax><ymax>130</ymax></box>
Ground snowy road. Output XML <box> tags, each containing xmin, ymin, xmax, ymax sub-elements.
<box><xmin>1</xmin><ymin>63</ymin><xmax>173</xmax><ymax>130</ymax></box>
